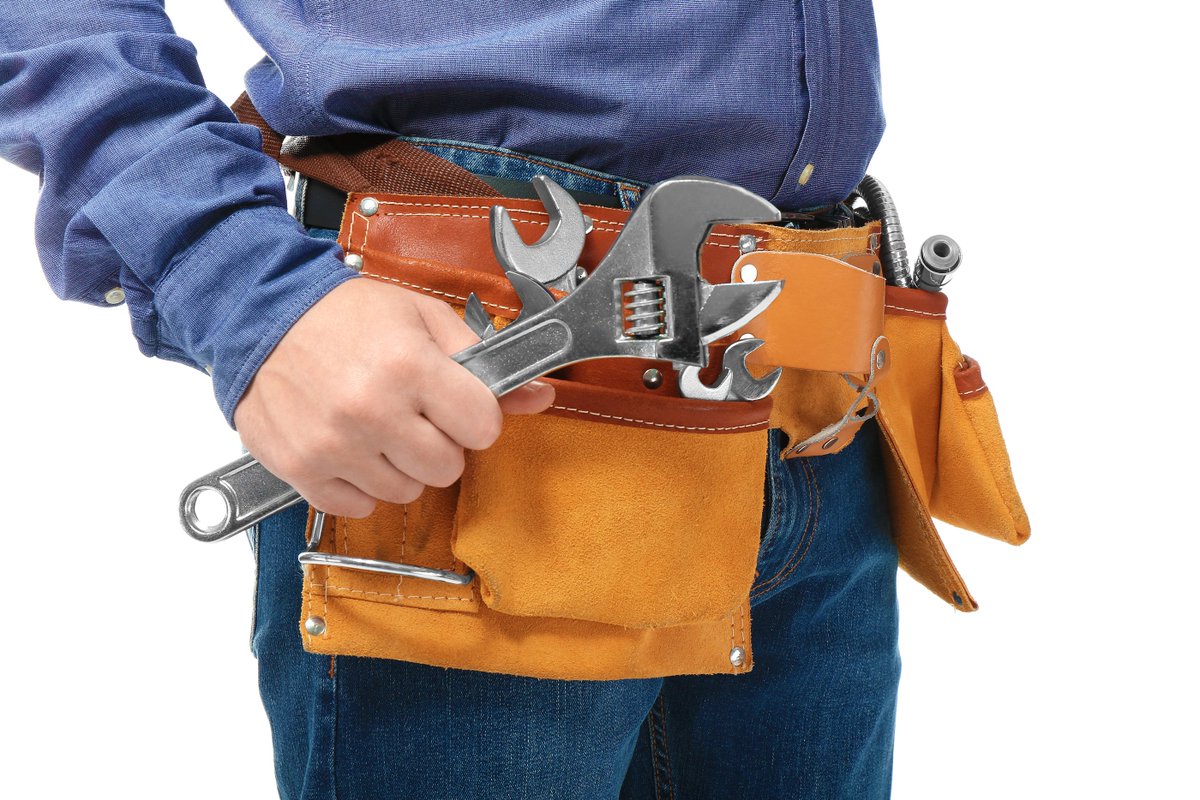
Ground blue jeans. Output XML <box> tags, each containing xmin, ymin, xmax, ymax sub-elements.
<box><xmin>253</xmin><ymin>141</ymin><xmax>901</xmax><ymax>799</ymax></box>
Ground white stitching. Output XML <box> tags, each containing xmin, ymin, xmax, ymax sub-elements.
<box><xmin>959</xmin><ymin>384</ymin><xmax>989</xmax><ymax>398</ymax></box>
<box><xmin>550</xmin><ymin>404</ymin><xmax>766</xmax><ymax>432</ymax></box>
<box><xmin>885</xmin><ymin>303</ymin><xmax>945</xmax><ymax>318</ymax></box>
<box><xmin>367</xmin><ymin>208</ymin><xmax>744</xmax><ymax>250</ymax></box>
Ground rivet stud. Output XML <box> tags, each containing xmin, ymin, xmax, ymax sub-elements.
<box><xmin>729</xmin><ymin>646</ymin><xmax>746</xmax><ymax>667</ymax></box>
<box><xmin>358</xmin><ymin>197</ymin><xmax>379</xmax><ymax>217</ymax></box>
<box><xmin>738</xmin><ymin>234</ymin><xmax>757</xmax><ymax>254</ymax></box>
<box><xmin>642</xmin><ymin>368</ymin><xmax>664</xmax><ymax>390</ymax></box>
<box><xmin>344</xmin><ymin>254</ymin><xmax>364</xmax><ymax>271</ymax></box>
<box><xmin>304</xmin><ymin>616</ymin><xmax>326</xmax><ymax>636</ymax></box>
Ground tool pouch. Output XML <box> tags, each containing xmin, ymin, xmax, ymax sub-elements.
<box><xmin>872</xmin><ymin>287</ymin><xmax>1031</xmax><ymax>609</ymax></box>
<box><xmin>300</xmin><ymin>246</ymin><xmax>770</xmax><ymax>680</ymax></box>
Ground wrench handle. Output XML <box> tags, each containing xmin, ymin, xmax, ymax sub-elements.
<box><xmin>454</xmin><ymin>318</ymin><xmax>574</xmax><ymax>396</ymax></box>
<box><xmin>179</xmin><ymin>453</ymin><xmax>301</xmax><ymax>543</ymax></box>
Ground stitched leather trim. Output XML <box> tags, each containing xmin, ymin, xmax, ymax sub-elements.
<box><xmin>541</xmin><ymin>378</ymin><xmax>771</xmax><ymax>433</ymax></box>
<box><xmin>954</xmin><ymin>355</ymin><xmax>988</xmax><ymax>398</ymax></box>
<box><xmin>884</xmin><ymin>285</ymin><xmax>948</xmax><ymax>320</ymax></box>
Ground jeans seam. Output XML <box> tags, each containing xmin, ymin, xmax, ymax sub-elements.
<box><xmin>647</xmin><ymin>695</ymin><xmax>676</xmax><ymax>800</ymax></box>
<box><xmin>329</xmin><ymin>656</ymin><xmax>340</xmax><ymax>800</ymax></box>
<box><xmin>751</xmin><ymin>456</ymin><xmax>820</xmax><ymax>599</ymax></box>
<box><xmin>758</xmin><ymin>447</ymin><xmax>786</xmax><ymax>555</ymax></box>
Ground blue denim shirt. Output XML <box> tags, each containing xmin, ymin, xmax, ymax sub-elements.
<box><xmin>0</xmin><ymin>1</ymin><xmax>885</xmax><ymax>425</ymax></box>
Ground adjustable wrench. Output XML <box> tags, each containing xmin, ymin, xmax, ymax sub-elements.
<box><xmin>180</xmin><ymin>175</ymin><xmax>783</xmax><ymax>542</ymax></box>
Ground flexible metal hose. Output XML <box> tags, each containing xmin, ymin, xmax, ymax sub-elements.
<box><xmin>855</xmin><ymin>175</ymin><xmax>912</xmax><ymax>287</ymax></box>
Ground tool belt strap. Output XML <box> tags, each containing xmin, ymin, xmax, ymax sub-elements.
<box><xmin>232</xmin><ymin>91</ymin><xmax>884</xmax><ymax>377</ymax></box>
<box><xmin>231</xmin><ymin>92</ymin><xmax>502</xmax><ymax>198</ymax></box>
<box><xmin>337</xmin><ymin>190</ymin><xmax>886</xmax><ymax>378</ymax></box>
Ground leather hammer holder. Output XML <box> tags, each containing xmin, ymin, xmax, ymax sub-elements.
<box><xmin>232</xmin><ymin>94</ymin><xmax>1029</xmax><ymax>680</ymax></box>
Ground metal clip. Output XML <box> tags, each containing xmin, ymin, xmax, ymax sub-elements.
<box><xmin>782</xmin><ymin>336</ymin><xmax>890</xmax><ymax>457</ymax></box>
<box><xmin>297</xmin><ymin>510</ymin><xmax>475</xmax><ymax>586</ymax></box>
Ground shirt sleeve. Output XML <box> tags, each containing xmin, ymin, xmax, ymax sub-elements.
<box><xmin>0</xmin><ymin>2</ymin><xmax>360</xmax><ymax>426</ymax></box>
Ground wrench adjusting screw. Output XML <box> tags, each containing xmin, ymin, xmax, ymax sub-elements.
<box><xmin>622</xmin><ymin>279</ymin><xmax>667</xmax><ymax>339</ymax></box>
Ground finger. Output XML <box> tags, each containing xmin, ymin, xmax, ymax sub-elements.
<box><xmin>379</xmin><ymin>417</ymin><xmax>466</xmax><ymax>488</ymax></box>
<box><xmin>498</xmin><ymin>380</ymin><xmax>555</xmax><ymax>415</ymax></box>
<box><xmin>416</xmin><ymin>354</ymin><xmax>504</xmax><ymax>449</ymax></box>
<box><xmin>417</xmin><ymin>296</ymin><xmax>482</xmax><ymax>356</ymax></box>
<box><xmin>336</xmin><ymin>454</ymin><xmax>427</xmax><ymax>506</ymax></box>
<box><xmin>301</xmin><ymin>477</ymin><xmax>378</xmax><ymax>519</ymax></box>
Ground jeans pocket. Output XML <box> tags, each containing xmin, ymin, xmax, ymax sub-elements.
<box><xmin>750</xmin><ymin>440</ymin><xmax>820</xmax><ymax>603</ymax></box>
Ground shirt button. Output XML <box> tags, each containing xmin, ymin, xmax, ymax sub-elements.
<box><xmin>797</xmin><ymin>163</ymin><xmax>815</xmax><ymax>186</ymax></box>
<box><xmin>104</xmin><ymin>287</ymin><xmax>125</xmax><ymax>305</ymax></box>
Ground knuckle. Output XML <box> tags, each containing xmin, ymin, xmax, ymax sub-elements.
<box><xmin>386</xmin><ymin>478</ymin><xmax>426</xmax><ymax>506</ymax></box>
<box><xmin>469</xmin><ymin>403</ymin><xmax>503</xmax><ymax>449</ymax></box>
<box><xmin>426</xmin><ymin>448</ymin><xmax>466</xmax><ymax>488</ymax></box>
<box><xmin>306</xmin><ymin>488</ymin><xmax>375</xmax><ymax>519</ymax></box>
<box><xmin>329</xmin><ymin>386</ymin><xmax>375</xmax><ymax>426</ymax></box>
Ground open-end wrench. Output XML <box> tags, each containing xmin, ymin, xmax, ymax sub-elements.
<box><xmin>490</xmin><ymin>175</ymin><xmax>589</xmax><ymax>293</ymax></box>
<box><xmin>181</xmin><ymin>175</ymin><xmax>783</xmax><ymax>543</ymax></box>
<box><xmin>676</xmin><ymin>337</ymin><xmax>782</xmax><ymax>402</ymax></box>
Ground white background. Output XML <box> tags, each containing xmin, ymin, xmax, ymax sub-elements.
<box><xmin>1</xmin><ymin>2</ymin><xmax>1196</xmax><ymax>797</ymax></box>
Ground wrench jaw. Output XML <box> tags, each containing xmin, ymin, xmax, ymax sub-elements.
<box><xmin>490</xmin><ymin>175</ymin><xmax>588</xmax><ymax>293</ymax></box>
<box><xmin>676</xmin><ymin>337</ymin><xmax>782</xmax><ymax>402</ymax></box>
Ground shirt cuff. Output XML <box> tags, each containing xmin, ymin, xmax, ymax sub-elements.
<box><xmin>153</xmin><ymin>203</ymin><xmax>360</xmax><ymax>427</ymax></box>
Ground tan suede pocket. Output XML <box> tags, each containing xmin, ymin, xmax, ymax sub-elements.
<box><xmin>929</xmin><ymin>330</ymin><xmax>1031</xmax><ymax>544</ymax></box>
<box><xmin>451</xmin><ymin>378</ymin><xmax>771</xmax><ymax>629</ymax></box>
<box><xmin>875</xmin><ymin>287</ymin><xmax>1030</xmax><ymax>610</ymax></box>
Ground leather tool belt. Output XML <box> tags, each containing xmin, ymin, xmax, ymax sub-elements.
<box><xmin>232</xmin><ymin>94</ymin><xmax>1030</xmax><ymax>681</ymax></box>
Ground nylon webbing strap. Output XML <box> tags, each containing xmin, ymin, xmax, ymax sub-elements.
<box><xmin>230</xmin><ymin>92</ymin><xmax>501</xmax><ymax>198</ymax></box>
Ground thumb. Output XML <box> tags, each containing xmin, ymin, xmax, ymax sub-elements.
<box><xmin>498</xmin><ymin>380</ymin><xmax>555</xmax><ymax>415</ymax></box>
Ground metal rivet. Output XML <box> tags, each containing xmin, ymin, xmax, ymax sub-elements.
<box><xmin>575</xmin><ymin>266</ymin><xmax>588</xmax><ymax>283</ymax></box>
<box><xmin>304</xmin><ymin>616</ymin><xmax>326</xmax><ymax>636</ymax></box>
<box><xmin>343</xmin><ymin>254</ymin><xmax>364</xmax><ymax>271</ymax></box>
<box><xmin>797</xmin><ymin>163</ymin><xmax>815</xmax><ymax>186</ymax></box>
<box><xmin>104</xmin><ymin>287</ymin><xmax>125</xmax><ymax>305</ymax></box>
<box><xmin>875</xmin><ymin>350</ymin><xmax>887</xmax><ymax>370</ymax></box>
<box><xmin>642</xmin><ymin>368</ymin><xmax>663</xmax><ymax>390</ymax></box>
<box><xmin>729</xmin><ymin>646</ymin><xmax>746</xmax><ymax>667</ymax></box>
<box><xmin>358</xmin><ymin>197</ymin><xmax>379</xmax><ymax>217</ymax></box>
<box><xmin>739</xmin><ymin>264</ymin><xmax>758</xmax><ymax>283</ymax></box>
<box><xmin>821</xmin><ymin>437</ymin><xmax>839</xmax><ymax>450</ymax></box>
<box><xmin>738</xmin><ymin>234</ymin><xmax>757</xmax><ymax>254</ymax></box>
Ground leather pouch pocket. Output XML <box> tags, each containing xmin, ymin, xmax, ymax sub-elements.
<box><xmin>453</xmin><ymin>379</ymin><xmax>771</xmax><ymax>629</ymax></box>
<box><xmin>300</xmin><ymin>376</ymin><xmax>770</xmax><ymax>679</ymax></box>
<box><xmin>875</xmin><ymin>287</ymin><xmax>1030</xmax><ymax>609</ymax></box>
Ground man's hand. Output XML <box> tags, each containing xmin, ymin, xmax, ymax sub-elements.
<box><xmin>233</xmin><ymin>278</ymin><xmax>554</xmax><ymax>518</ymax></box>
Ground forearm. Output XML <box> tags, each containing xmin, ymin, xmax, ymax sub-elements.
<box><xmin>0</xmin><ymin>2</ymin><xmax>357</xmax><ymax>424</ymax></box>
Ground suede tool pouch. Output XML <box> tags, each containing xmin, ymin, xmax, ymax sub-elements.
<box><xmin>454</xmin><ymin>380</ymin><xmax>770</xmax><ymax>629</ymax></box>
<box><xmin>875</xmin><ymin>287</ymin><xmax>1031</xmax><ymax>610</ymax></box>
<box><xmin>298</xmin><ymin>245</ymin><xmax>772</xmax><ymax>679</ymax></box>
